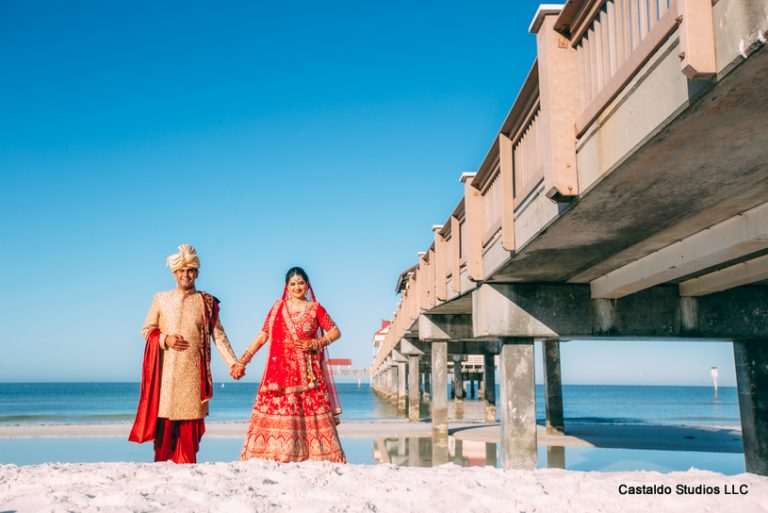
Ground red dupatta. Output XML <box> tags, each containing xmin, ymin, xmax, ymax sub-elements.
<box><xmin>129</xmin><ymin>328</ymin><xmax>162</xmax><ymax>443</ymax></box>
<box><xmin>256</xmin><ymin>283</ymin><xmax>342</xmax><ymax>416</ymax></box>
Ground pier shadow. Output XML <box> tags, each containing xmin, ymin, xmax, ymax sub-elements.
<box><xmin>444</xmin><ymin>419</ymin><xmax>742</xmax><ymax>454</ymax></box>
<box><xmin>548</xmin><ymin>423</ymin><xmax>744</xmax><ymax>454</ymax></box>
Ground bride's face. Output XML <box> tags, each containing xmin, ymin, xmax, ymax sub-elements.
<box><xmin>287</xmin><ymin>275</ymin><xmax>308</xmax><ymax>301</ymax></box>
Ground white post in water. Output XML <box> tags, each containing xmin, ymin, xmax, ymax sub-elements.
<box><xmin>711</xmin><ymin>366</ymin><xmax>719</xmax><ymax>401</ymax></box>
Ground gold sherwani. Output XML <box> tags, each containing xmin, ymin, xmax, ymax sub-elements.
<box><xmin>141</xmin><ymin>288</ymin><xmax>238</xmax><ymax>420</ymax></box>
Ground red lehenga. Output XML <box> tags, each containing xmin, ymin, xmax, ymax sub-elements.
<box><xmin>240</xmin><ymin>298</ymin><xmax>346</xmax><ymax>463</ymax></box>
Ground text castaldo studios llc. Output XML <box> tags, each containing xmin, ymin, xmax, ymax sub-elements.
<box><xmin>618</xmin><ymin>483</ymin><xmax>749</xmax><ymax>496</ymax></box>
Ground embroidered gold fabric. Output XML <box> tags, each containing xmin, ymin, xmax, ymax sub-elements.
<box><xmin>141</xmin><ymin>289</ymin><xmax>237</xmax><ymax>420</ymax></box>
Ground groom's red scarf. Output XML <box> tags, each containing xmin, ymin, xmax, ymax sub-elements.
<box><xmin>128</xmin><ymin>328</ymin><xmax>162</xmax><ymax>443</ymax></box>
<box><xmin>129</xmin><ymin>293</ymin><xmax>220</xmax><ymax>443</ymax></box>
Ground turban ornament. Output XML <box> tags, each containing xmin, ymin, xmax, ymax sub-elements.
<box><xmin>166</xmin><ymin>244</ymin><xmax>201</xmax><ymax>272</ymax></box>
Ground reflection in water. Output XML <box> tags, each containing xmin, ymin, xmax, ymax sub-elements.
<box><xmin>373</xmin><ymin>437</ymin><xmax>571</xmax><ymax>469</ymax></box>
<box><xmin>371</xmin><ymin>437</ymin><xmax>745</xmax><ymax>473</ymax></box>
<box><xmin>374</xmin><ymin>436</ymin><xmax>499</xmax><ymax>467</ymax></box>
<box><xmin>546</xmin><ymin>446</ymin><xmax>566</xmax><ymax>469</ymax></box>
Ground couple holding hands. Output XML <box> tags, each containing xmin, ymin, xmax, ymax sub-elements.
<box><xmin>129</xmin><ymin>244</ymin><xmax>346</xmax><ymax>465</ymax></box>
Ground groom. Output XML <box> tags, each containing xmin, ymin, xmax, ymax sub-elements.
<box><xmin>129</xmin><ymin>244</ymin><xmax>242</xmax><ymax>463</ymax></box>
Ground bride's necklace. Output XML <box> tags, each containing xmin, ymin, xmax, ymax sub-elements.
<box><xmin>286</xmin><ymin>298</ymin><xmax>308</xmax><ymax>316</ymax></box>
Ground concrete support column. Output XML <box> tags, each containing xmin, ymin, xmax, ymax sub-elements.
<box><xmin>389</xmin><ymin>367</ymin><xmax>397</xmax><ymax>402</ymax></box>
<box><xmin>499</xmin><ymin>337</ymin><xmax>537</xmax><ymax>470</ymax></box>
<box><xmin>380</xmin><ymin>368</ymin><xmax>387</xmax><ymax>398</ymax></box>
<box><xmin>397</xmin><ymin>361</ymin><xmax>407</xmax><ymax>414</ymax></box>
<box><xmin>431</xmin><ymin>341</ymin><xmax>448</xmax><ymax>437</ymax></box>
<box><xmin>408</xmin><ymin>356</ymin><xmax>421</xmax><ymax>421</ymax></box>
<box><xmin>734</xmin><ymin>339</ymin><xmax>768</xmax><ymax>476</ymax></box>
<box><xmin>452</xmin><ymin>356</ymin><xmax>465</xmax><ymax>419</ymax></box>
<box><xmin>423</xmin><ymin>368</ymin><xmax>431</xmax><ymax>405</ymax></box>
<box><xmin>483</xmin><ymin>352</ymin><xmax>496</xmax><ymax>422</ymax></box>
<box><xmin>543</xmin><ymin>339</ymin><xmax>565</xmax><ymax>435</ymax></box>
<box><xmin>387</xmin><ymin>365</ymin><xmax>397</xmax><ymax>402</ymax></box>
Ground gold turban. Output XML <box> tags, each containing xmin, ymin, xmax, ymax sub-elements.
<box><xmin>166</xmin><ymin>244</ymin><xmax>201</xmax><ymax>272</ymax></box>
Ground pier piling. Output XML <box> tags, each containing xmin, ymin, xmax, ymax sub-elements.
<box><xmin>499</xmin><ymin>337</ymin><xmax>537</xmax><ymax>470</ymax></box>
<box><xmin>734</xmin><ymin>339</ymin><xmax>768</xmax><ymax>476</ymax></box>
<box><xmin>543</xmin><ymin>339</ymin><xmax>565</xmax><ymax>435</ymax></box>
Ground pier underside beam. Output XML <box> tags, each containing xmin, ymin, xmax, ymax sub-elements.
<box><xmin>419</xmin><ymin>314</ymin><xmax>473</xmax><ymax>341</ymax></box>
<box><xmin>472</xmin><ymin>283</ymin><xmax>768</xmax><ymax>339</ymax></box>
<box><xmin>734</xmin><ymin>339</ymin><xmax>768</xmax><ymax>476</ymax></box>
<box><xmin>590</xmin><ymin>202</ymin><xmax>768</xmax><ymax>299</ymax></box>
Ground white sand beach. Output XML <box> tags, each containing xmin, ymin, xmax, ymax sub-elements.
<box><xmin>1</xmin><ymin>459</ymin><xmax>766</xmax><ymax>513</ymax></box>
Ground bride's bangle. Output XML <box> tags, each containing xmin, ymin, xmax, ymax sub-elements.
<box><xmin>239</xmin><ymin>349</ymin><xmax>255</xmax><ymax>366</ymax></box>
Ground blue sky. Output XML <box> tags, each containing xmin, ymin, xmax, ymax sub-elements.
<box><xmin>0</xmin><ymin>0</ymin><xmax>736</xmax><ymax>386</ymax></box>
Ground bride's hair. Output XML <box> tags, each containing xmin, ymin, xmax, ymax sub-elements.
<box><xmin>285</xmin><ymin>266</ymin><xmax>309</xmax><ymax>284</ymax></box>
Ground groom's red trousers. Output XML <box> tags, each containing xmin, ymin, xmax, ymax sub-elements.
<box><xmin>153</xmin><ymin>418</ymin><xmax>205</xmax><ymax>464</ymax></box>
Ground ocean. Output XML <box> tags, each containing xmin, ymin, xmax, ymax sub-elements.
<box><xmin>0</xmin><ymin>382</ymin><xmax>741</xmax><ymax>427</ymax></box>
<box><xmin>0</xmin><ymin>383</ymin><xmax>746</xmax><ymax>473</ymax></box>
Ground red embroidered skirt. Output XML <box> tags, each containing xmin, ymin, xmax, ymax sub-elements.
<box><xmin>240</xmin><ymin>381</ymin><xmax>346</xmax><ymax>463</ymax></box>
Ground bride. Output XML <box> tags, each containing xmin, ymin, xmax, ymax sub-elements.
<box><xmin>233</xmin><ymin>267</ymin><xmax>345</xmax><ymax>463</ymax></box>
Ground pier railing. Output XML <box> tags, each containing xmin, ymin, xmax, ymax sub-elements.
<box><xmin>556</xmin><ymin>0</ymin><xmax>716</xmax><ymax>136</ymax></box>
<box><xmin>371</xmin><ymin>6</ymin><xmax>578</xmax><ymax>371</ymax></box>
<box><xmin>371</xmin><ymin>1</ymin><xmax>718</xmax><ymax>373</ymax></box>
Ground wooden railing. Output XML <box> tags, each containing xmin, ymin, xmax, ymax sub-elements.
<box><xmin>563</xmin><ymin>0</ymin><xmax>681</xmax><ymax>135</ymax></box>
<box><xmin>480</xmin><ymin>168</ymin><xmax>503</xmax><ymax>246</ymax></box>
<box><xmin>512</xmin><ymin>105</ymin><xmax>544</xmax><ymax>208</ymax></box>
<box><xmin>444</xmin><ymin>233</ymin><xmax>453</xmax><ymax>279</ymax></box>
<box><xmin>372</xmin><ymin>2</ymin><xmax>719</xmax><ymax>374</ymax></box>
<box><xmin>459</xmin><ymin>217</ymin><xmax>468</xmax><ymax>265</ymax></box>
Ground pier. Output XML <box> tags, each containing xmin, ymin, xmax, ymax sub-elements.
<box><xmin>370</xmin><ymin>0</ymin><xmax>768</xmax><ymax>475</ymax></box>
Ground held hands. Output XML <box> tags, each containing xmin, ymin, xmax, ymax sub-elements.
<box><xmin>231</xmin><ymin>348</ymin><xmax>256</xmax><ymax>380</ymax></box>
<box><xmin>230</xmin><ymin>362</ymin><xmax>245</xmax><ymax>380</ymax></box>
<box><xmin>166</xmin><ymin>334</ymin><xmax>189</xmax><ymax>351</ymax></box>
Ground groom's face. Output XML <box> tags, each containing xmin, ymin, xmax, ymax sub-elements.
<box><xmin>174</xmin><ymin>267</ymin><xmax>198</xmax><ymax>290</ymax></box>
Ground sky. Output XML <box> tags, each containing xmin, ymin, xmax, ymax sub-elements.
<box><xmin>0</xmin><ymin>0</ymin><xmax>736</xmax><ymax>386</ymax></box>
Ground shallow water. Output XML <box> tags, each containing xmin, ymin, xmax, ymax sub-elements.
<box><xmin>0</xmin><ymin>437</ymin><xmax>746</xmax><ymax>475</ymax></box>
